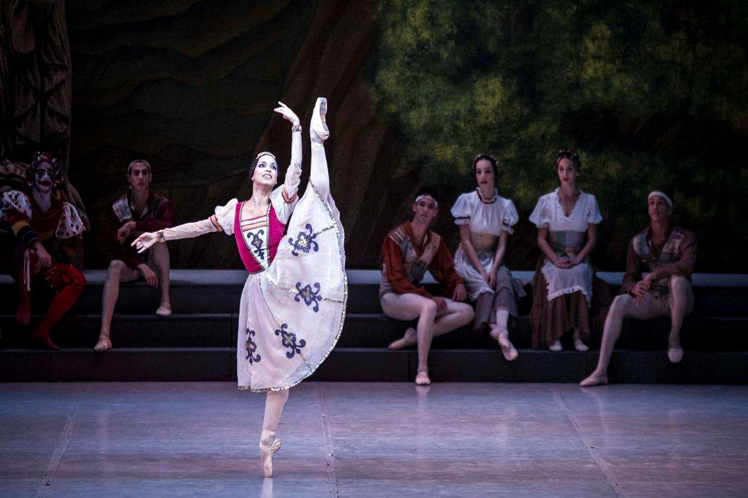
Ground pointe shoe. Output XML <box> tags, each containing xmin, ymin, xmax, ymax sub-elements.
<box><xmin>31</xmin><ymin>332</ymin><xmax>59</xmax><ymax>351</ymax></box>
<box><xmin>310</xmin><ymin>97</ymin><xmax>329</xmax><ymax>144</ymax></box>
<box><xmin>668</xmin><ymin>342</ymin><xmax>684</xmax><ymax>363</ymax></box>
<box><xmin>415</xmin><ymin>369</ymin><xmax>431</xmax><ymax>386</ymax></box>
<box><xmin>387</xmin><ymin>327</ymin><xmax>417</xmax><ymax>350</ymax></box>
<box><xmin>260</xmin><ymin>430</ymin><xmax>282</xmax><ymax>478</ymax></box>
<box><xmin>580</xmin><ymin>372</ymin><xmax>608</xmax><ymax>387</ymax></box>
<box><xmin>574</xmin><ymin>339</ymin><xmax>589</xmax><ymax>352</ymax></box>
<box><xmin>94</xmin><ymin>335</ymin><xmax>112</xmax><ymax>352</ymax></box>
<box><xmin>156</xmin><ymin>302</ymin><xmax>172</xmax><ymax>317</ymax></box>
<box><xmin>549</xmin><ymin>340</ymin><xmax>563</xmax><ymax>352</ymax></box>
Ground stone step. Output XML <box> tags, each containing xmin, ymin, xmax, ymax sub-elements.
<box><xmin>1</xmin><ymin>271</ymin><xmax>747</xmax><ymax>316</ymax></box>
<box><xmin>1</xmin><ymin>347</ymin><xmax>746</xmax><ymax>384</ymax></box>
<box><xmin>2</xmin><ymin>313</ymin><xmax>747</xmax><ymax>351</ymax></box>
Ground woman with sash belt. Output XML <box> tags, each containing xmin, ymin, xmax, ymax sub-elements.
<box><xmin>450</xmin><ymin>154</ymin><xmax>524</xmax><ymax>361</ymax></box>
<box><xmin>529</xmin><ymin>150</ymin><xmax>602</xmax><ymax>352</ymax></box>
<box><xmin>133</xmin><ymin>98</ymin><xmax>346</xmax><ymax>478</ymax></box>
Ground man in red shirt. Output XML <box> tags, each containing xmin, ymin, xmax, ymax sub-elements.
<box><xmin>581</xmin><ymin>186</ymin><xmax>697</xmax><ymax>387</ymax></box>
<box><xmin>379</xmin><ymin>187</ymin><xmax>474</xmax><ymax>386</ymax></box>
<box><xmin>95</xmin><ymin>160</ymin><xmax>174</xmax><ymax>352</ymax></box>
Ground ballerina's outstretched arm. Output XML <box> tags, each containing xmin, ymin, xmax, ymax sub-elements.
<box><xmin>309</xmin><ymin>97</ymin><xmax>330</xmax><ymax>199</ymax></box>
<box><xmin>132</xmin><ymin>217</ymin><xmax>220</xmax><ymax>253</ymax></box>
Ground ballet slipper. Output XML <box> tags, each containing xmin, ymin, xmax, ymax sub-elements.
<box><xmin>668</xmin><ymin>341</ymin><xmax>684</xmax><ymax>363</ymax></box>
<box><xmin>573</xmin><ymin>339</ymin><xmax>589</xmax><ymax>352</ymax></box>
<box><xmin>549</xmin><ymin>340</ymin><xmax>563</xmax><ymax>352</ymax></box>
<box><xmin>260</xmin><ymin>429</ymin><xmax>282</xmax><ymax>478</ymax></box>
<box><xmin>94</xmin><ymin>334</ymin><xmax>112</xmax><ymax>352</ymax></box>
<box><xmin>415</xmin><ymin>369</ymin><xmax>431</xmax><ymax>386</ymax></box>
<box><xmin>310</xmin><ymin>97</ymin><xmax>329</xmax><ymax>144</ymax></box>
<box><xmin>580</xmin><ymin>371</ymin><xmax>608</xmax><ymax>387</ymax></box>
<box><xmin>156</xmin><ymin>302</ymin><xmax>172</xmax><ymax>317</ymax></box>
<box><xmin>490</xmin><ymin>328</ymin><xmax>518</xmax><ymax>361</ymax></box>
<box><xmin>387</xmin><ymin>327</ymin><xmax>417</xmax><ymax>350</ymax></box>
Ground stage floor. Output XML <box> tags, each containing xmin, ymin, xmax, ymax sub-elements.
<box><xmin>2</xmin><ymin>383</ymin><xmax>747</xmax><ymax>497</ymax></box>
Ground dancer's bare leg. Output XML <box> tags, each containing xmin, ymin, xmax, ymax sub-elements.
<box><xmin>96</xmin><ymin>260</ymin><xmax>139</xmax><ymax>351</ymax></box>
<box><xmin>581</xmin><ymin>293</ymin><xmax>662</xmax><ymax>387</ymax></box>
<box><xmin>667</xmin><ymin>276</ymin><xmax>692</xmax><ymax>363</ymax></box>
<box><xmin>149</xmin><ymin>243</ymin><xmax>172</xmax><ymax>316</ymax></box>
<box><xmin>433</xmin><ymin>300</ymin><xmax>473</xmax><ymax>337</ymax></box>
<box><xmin>260</xmin><ymin>389</ymin><xmax>289</xmax><ymax>477</ymax></box>
<box><xmin>381</xmin><ymin>292</ymin><xmax>438</xmax><ymax>384</ymax></box>
<box><xmin>490</xmin><ymin>309</ymin><xmax>518</xmax><ymax>361</ymax></box>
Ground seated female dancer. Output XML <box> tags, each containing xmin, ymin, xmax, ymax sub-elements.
<box><xmin>529</xmin><ymin>150</ymin><xmax>602</xmax><ymax>351</ymax></box>
<box><xmin>451</xmin><ymin>154</ymin><xmax>524</xmax><ymax>361</ymax></box>
<box><xmin>134</xmin><ymin>98</ymin><xmax>346</xmax><ymax>478</ymax></box>
<box><xmin>380</xmin><ymin>187</ymin><xmax>474</xmax><ymax>386</ymax></box>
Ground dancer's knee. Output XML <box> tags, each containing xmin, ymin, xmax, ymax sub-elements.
<box><xmin>107</xmin><ymin>260</ymin><xmax>126</xmax><ymax>277</ymax></box>
<box><xmin>458</xmin><ymin>303</ymin><xmax>475</xmax><ymax>324</ymax></box>
<box><xmin>669</xmin><ymin>275</ymin><xmax>690</xmax><ymax>296</ymax></box>
<box><xmin>420</xmin><ymin>299</ymin><xmax>437</xmax><ymax>318</ymax></box>
<box><xmin>267</xmin><ymin>388</ymin><xmax>289</xmax><ymax>403</ymax></box>
<box><xmin>609</xmin><ymin>294</ymin><xmax>632</xmax><ymax>319</ymax></box>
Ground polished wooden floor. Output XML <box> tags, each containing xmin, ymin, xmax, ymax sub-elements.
<box><xmin>2</xmin><ymin>382</ymin><xmax>747</xmax><ymax>497</ymax></box>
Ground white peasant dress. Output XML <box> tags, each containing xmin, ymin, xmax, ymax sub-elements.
<box><xmin>529</xmin><ymin>189</ymin><xmax>602</xmax><ymax>305</ymax></box>
<box><xmin>213</xmin><ymin>182</ymin><xmax>346</xmax><ymax>392</ymax></box>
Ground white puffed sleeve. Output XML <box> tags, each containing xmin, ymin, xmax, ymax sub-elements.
<box><xmin>586</xmin><ymin>194</ymin><xmax>603</xmax><ymax>224</ymax></box>
<box><xmin>55</xmin><ymin>203</ymin><xmax>85</xmax><ymax>239</ymax></box>
<box><xmin>450</xmin><ymin>193</ymin><xmax>473</xmax><ymax>225</ymax></box>
<box><xmin>214</xmin><ymin>198</ymin><xmax>239</xmax><ymax>235</ymax></box>
<box><xmin>0</xmin><ymin>190</ymin><xmax>32</xmax><ymax>221</ymax></box>
<box><xmin>501</xmin><ymin>199</ymin><xmax>519</xmax><ymax>234</ymax></box>
<box><xmin>529</xmin><ymin>195</ymin><xmax>551</xmax><ymax>228</ymax></box>
<box><xmin>270</xmin><ymin>186</ymin><xmax>298</xmax><ymax>225</ymax></box>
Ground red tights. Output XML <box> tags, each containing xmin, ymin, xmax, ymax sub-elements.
<box><xmin>17</xmin><ymin>251</ymin><xmax>86</xmax><ymax>350</ymax></box>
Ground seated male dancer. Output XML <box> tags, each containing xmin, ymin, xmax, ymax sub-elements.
<box><xmin>95</xmin><ymin>159</ymin><xmax>174</xmax><ymax>352</ymax></box>
<box><xmin>380</xmin><ymin>187</ymin><xmax>474</xmax><ymax>386</ymax></box>
<box><xmin>581</xmin><ymin>186</ymin><xmax>697</xmax><ymax>387</ymax></box>
<box><xmin>0</xmin><ymin>152</ymin><xmax>86</xmax><ymax>350</ymax></box>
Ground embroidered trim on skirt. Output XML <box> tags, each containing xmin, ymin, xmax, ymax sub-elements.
<box><xmin>237</xmin><ymin>183</ymin><xmax>346</xmax><ymax>392</ymax></box>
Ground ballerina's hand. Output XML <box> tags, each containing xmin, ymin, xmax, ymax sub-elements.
<box><xmin>274</xmin><ymin>101</ymin><xmax>300</xmax><ymax>126</ymax></box>
<box><xmin>132</xmin><ymin>232</ymin><xmax>158</xmax><ymax>253</ymax></box>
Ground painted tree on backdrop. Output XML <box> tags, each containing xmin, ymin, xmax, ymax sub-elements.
<box><xmin>373</xmin><ymin>0</ymin><xmax>748</xmax><ymax>272</ymax></box>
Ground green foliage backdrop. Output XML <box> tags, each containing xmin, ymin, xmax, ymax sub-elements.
<box><xmin>372</xmin><ymin>0</ymin><xmax>748</xmax><ymax>271</ymax></box>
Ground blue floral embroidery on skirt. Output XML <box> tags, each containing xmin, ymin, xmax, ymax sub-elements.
<box><xmin>247</xmin><ymin>229</ymin><xmax>265</xmax><ymax>259</ymax></box>
<box><xmin>245</xmin><ymin>328</ymin><xmax>261</xmax><ymax>364</ymax></box>
<box><xmin>294</xmin><ymin>282</ymin><xmax>322</xmax><ymax>312</ymax></box>
<box><xmin>288</xmin><ymin>224</ymin><xmax>319</xmax><ymax>256</ymax></box>
<box><xmin>275</xmin><ymin>323</ymin><xmax>306</xmax><ymax>358</ymax></box>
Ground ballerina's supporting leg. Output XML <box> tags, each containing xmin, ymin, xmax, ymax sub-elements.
<box><xmin>260</xmin><ymin>389</ymin><xmax>289</xmax><ymax>477</ymax></box>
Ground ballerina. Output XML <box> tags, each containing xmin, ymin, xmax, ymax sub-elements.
<box><xmin>133</xmin><ymin>98</ymin><xmax>346</xmax><ymax>477</ymax></box>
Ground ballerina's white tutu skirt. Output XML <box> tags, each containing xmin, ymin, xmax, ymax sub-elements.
<box><xmin>237</xmin><ymin>184</ymin><xmax>346</xmax><ymax>392</ymax></box>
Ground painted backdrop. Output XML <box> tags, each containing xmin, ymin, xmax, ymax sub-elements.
<box><xmin>61</xmin><ymin>0</ymin><xmax>747</xmax><ymax>271</ymax></box>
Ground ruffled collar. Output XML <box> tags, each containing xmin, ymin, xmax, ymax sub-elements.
<box><xmin>476</xmin><ymin>188</ymin><xmax>498</xmax><ymax>204</ymax></box>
